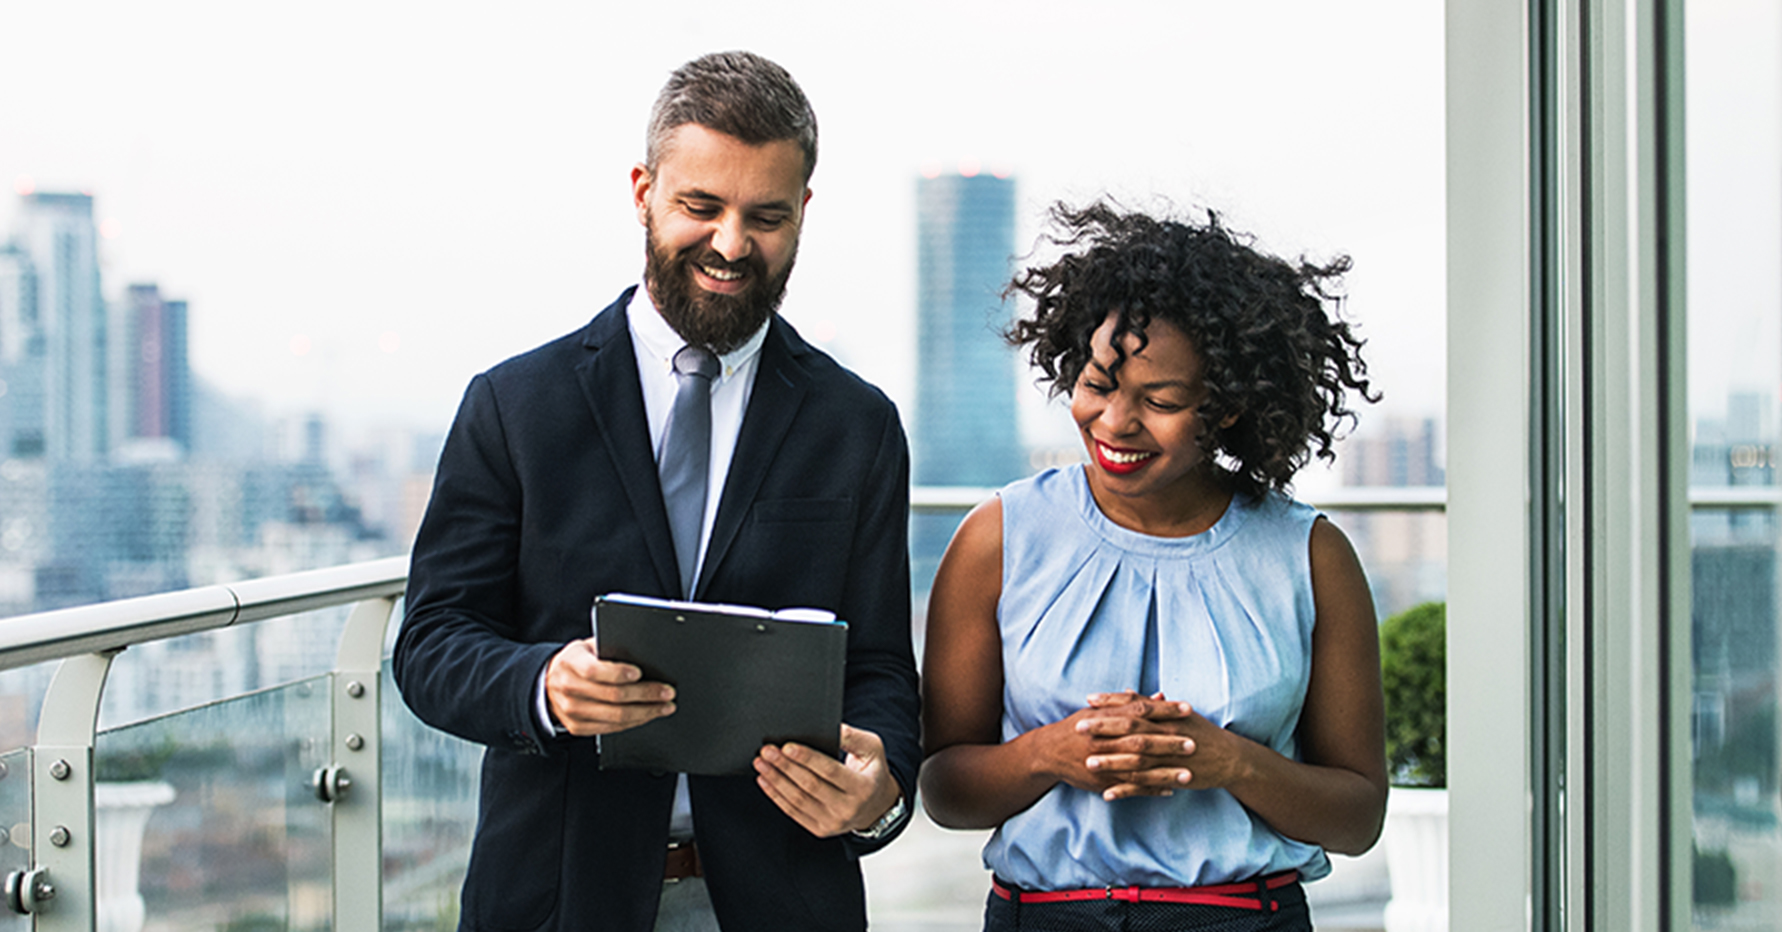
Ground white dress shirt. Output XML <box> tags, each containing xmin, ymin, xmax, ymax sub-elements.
<box><xmin>625</xmin><ymin>284</ymin><xmax>769</xmax><ymax>577</ymax></box>
<box><xmin>534</xmin><ymin>286</ymin><xmax>769</xmax><ymax>839</ymax></box>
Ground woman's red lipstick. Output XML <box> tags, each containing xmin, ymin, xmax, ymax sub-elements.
<box><xmin>1092</xmin><ymin>441</ymin><xmax>1157</xmax><ymax>475</ymax></box>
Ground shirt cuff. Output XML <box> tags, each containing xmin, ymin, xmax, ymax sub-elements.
<box><xmin>534</xmin><ymin>666</ymin><xmax>560</xmax><ymax>738</ymax></box>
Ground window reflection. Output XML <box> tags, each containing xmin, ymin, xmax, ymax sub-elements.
<box><xmin>1687</xmin><ymin>1</ymin><xmax>1782</xmax><ymax>925</ymax></box>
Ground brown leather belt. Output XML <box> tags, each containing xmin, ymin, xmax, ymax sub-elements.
<box><xmin>664</xmin><ymin>841</ymin><xmax>702</xmax><ymax>882</ymax></box>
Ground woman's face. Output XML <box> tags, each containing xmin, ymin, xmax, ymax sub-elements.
<box><xmin>1070</xmin><ymin>313</ymin><xmax>1224</xmax><ymax>517</ymax></box>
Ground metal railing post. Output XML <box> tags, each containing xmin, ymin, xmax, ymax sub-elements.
<box><xmin>325</xmin><ymin>595</ymin><xmax>398</xmax><ymax>932</ymax></box>
<box><xmin>15</xmin><ymin>651</ymin><xmax>118</xmax><ymax>931</ymax></box>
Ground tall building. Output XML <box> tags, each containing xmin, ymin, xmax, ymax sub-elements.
<box><xmin>911</xmin><ymin>171</ymin><xmax>1026</xmax><ymax>600</ymax></box>
<box><xmin>0</xmin><ymin>244</ymin><xmax>44</xmax><ymax>458</ymax></box>
<box><xmin>124</xmin><ymin>283</ymin><xmax>192</xmax><ymax>453</ymax></box>
<box><xmin>913</xmin><ymin>171</ymin><xmax>1025</xmax><ymax>487</ymax></box>
<box><xmin>10</xmin><ymin>192</ymin><xmax>107</xmax><ymax>463</ymax></box>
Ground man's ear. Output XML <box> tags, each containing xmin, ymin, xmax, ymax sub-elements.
<box><xmin>631</xmin><ymin>164</ymin><xmax>653</xmax><ymax>226</ymax></box>
<box><xmin>1219</xmin><ymin>412</ymin><xmax>1240</xmax><ymax>429</ymax></box>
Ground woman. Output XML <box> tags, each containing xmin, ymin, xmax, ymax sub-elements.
<box><xmin>919</xmin><ymin>202</ymin><xmax>1387</xmax><ymax>931</ymax></box>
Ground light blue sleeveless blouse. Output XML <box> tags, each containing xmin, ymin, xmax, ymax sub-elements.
<box><xmin>984</xmin><ymin>465</ymin><xmax>1331</xmax><ymax>889</ymax></box>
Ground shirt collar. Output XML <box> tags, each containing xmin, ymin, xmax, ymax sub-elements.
<box><xmin>627</xmin><ymin>284</ymin><xmax>770</xmax><ymax>381</ymax></box>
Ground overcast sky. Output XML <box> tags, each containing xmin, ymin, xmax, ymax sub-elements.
<box><xmin>1</xmin><ymin>0</ymin><xmax>1447</xmax><ymax>466</ymax></box>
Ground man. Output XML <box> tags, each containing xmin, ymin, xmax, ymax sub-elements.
<box><xmin>394</xmin><ymin>51</ymin><xmax>918</xmax><ymax>932</ymax></box>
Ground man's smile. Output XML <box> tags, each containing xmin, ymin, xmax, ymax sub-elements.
<box><xmin>690</xmin><ymin>254</ymin><xmax>755</xmax><ymax>295</ymax></box>
<box><xmin>699</xmin><ymin>264</ymin><xmax>743</xmax><ymax>281</ymax></box>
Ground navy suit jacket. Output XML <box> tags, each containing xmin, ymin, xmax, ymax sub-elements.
<box><xmin>394</xmin><ymin>289</ymin><xmax>919</xmax><ymax>932</ymax></box>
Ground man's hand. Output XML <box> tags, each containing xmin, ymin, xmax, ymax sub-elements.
<box><xmin>754</xmin><ymin>724</ymin><xmax>902</xmax><ymax>838</ymax></box>
<box><xmin>544</xmin><ymin>638</ymin><xmax>677</xmax><ymax>736</ymax></box>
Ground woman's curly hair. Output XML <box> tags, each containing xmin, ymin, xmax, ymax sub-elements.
<box><xmin>1005</xmin><ymin>200</ymin><xmax>1377</xmax><ymax>498</ymax></box>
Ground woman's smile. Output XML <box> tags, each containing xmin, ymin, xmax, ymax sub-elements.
<box><xmin>1091</xmin><ymin>440</ymin><xmax>1158</xmax><ymax>474</ymax></box>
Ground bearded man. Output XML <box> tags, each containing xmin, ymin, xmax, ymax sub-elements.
<box><xmin>394</xmin><ymin>51</ymin><xmax>918</xmax><ymax>932</ymax></box>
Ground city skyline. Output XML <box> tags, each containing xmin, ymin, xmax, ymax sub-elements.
<box><xmin>0</xmin><ymin>1</ymin><xmax>1448</xmax><ymax>456</ymax></box>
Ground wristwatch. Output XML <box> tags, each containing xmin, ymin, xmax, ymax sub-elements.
<box><xmin>852</xmin><ymin>793</ymin><xmax>908</xmax><ymax>840</ymax></box>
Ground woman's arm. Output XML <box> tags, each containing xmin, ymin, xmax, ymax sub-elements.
<box><xmin>917</xmin><ymin>499</ymin><xmax>1131</xmax><ymax>829</ymax></box>
<box><xmin>1079</xmin><ymin>517</ymin><xmax>1390</xmax><ymax>854</ymax></box>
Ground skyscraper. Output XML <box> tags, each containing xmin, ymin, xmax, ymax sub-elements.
<box><xmin>10</xmin><ymin>192</ymin><xmax>107</xmax><ymax>463</ymax></box>
<box><xmin>911</xmin><ymin>170</ymin><xmax>1026</xmax><ymax>598</ymax></box>
<box><xmin>913</xmin><ymin>171</ymin><xmax>1024</xmax><ymax>487</ymax></box>
<box><xmin>124</xmin><ymin>283</ymin><xmax>192</xmax><ymax>453</ymax></box>
<box><xmin>0</xmin><ymin>244</ymin><xmax>44</xmax><ymax>458</ymax></box>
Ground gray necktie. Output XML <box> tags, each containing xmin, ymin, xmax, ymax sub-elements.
<box><xmin>659</xmin><ymin>345</ymin><xmax>719</xmax><ymax>599</ymax></box>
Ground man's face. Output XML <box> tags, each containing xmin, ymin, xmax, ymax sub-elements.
<box><xmin>632</xmin><ymin>123</ymin><xmax>812</xmax><ymax>354</ymax></box>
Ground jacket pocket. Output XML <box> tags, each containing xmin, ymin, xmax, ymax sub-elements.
<box><xmin>462</xmin><ymin>749</ymin><xmax>568</xmax><ymax>931</ymax></box>
<box><xmin>736</xmin><ymin>499</ymin><xmax>857</xmax><ymax>608</ymax></box>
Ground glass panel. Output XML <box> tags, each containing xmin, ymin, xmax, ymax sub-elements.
<box><xmin>98</xmin><ymin>604</ymin><xmax>355</xmax><ymax>731</ymax></box>
<box><xmin>95</xmin><ymin>676</ymin><xmax>330</xmax><ymax>932</ymax></box>
<box><xmin>381</xmin><ymin>662</ymin><xmax>479</xmax><ymax>931</ymax></box>
<box><xmin>1687</xmin><ymin>2</ymin><xmax>1782</xmax><ymax>927</ymax></box>
<box><xmin>0</xmin><ymin>749</ymin><xmax>30</xmax><ymax>932</ymax></box>
<box><xmin>0</xmin><ymin>662</ymin><xmax>69</xmax><ymax>755</ymax></box>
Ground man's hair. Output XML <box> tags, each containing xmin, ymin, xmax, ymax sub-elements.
<box><xmin>1006</xmin><ymin>200</ymin><xmax>1378</xmax><ymax>498</ymax></box>
<box><xmin>646</xmin><ymin>51</ymin><xmax>818</xmax><ymax>182</ymax></box>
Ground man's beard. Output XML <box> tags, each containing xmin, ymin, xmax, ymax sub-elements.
<box><xmin>643</xmin><ymin>217</ymin><xmax>796</xmax><ymax>355</ymax></box>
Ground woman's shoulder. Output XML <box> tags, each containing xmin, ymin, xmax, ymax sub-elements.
<box><xmin>999</xmin><ymin>464</ymin><xmax>1086</xmax><ymax>516</ymax></box>
<box><xmin>1233</xmin><ymin>487</ymin><xmax>1321</xmax><ymax>534</ymax></box>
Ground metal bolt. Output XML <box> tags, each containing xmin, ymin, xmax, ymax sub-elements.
<box><xmin>48</xmin><ymin>761</ymin><xmax>69</xmax><ymax>781</ymax></box>
<box><xmin>48</xmin><ymin>827</ymin><xmax>68</xmax><ymax>848</ymax></box>
<box><xmin>346</xmin><ymin>681</ymin><xmax>365</xmax><ymax>698</ymax></box>
<box><xmin>345</xmin><ymin>734</ymin><xmax>364</xmax><ymax>752</ymax></box>
<box><xmin>0</xmin><ymin>828</ymin><xmax>11</xmax><ymax>846</ymax></box>
<box><xmin>0</xmin><ymin>760</ymin><xmax>8</xmax><ymax>779</ymax></box>
<box><xmin>5</xmin><ymin>867</ymin><xmax>51</xmax><ymax>915</ymax></box>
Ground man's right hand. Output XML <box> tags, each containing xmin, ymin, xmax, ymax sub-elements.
<box><xmin>544</xmin><ymin>638</ymin><xmax>677</xmax><ymax>736</ymax></box>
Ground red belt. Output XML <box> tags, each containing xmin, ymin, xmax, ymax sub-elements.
<box><xmin>991</xmin><ymin>870</ymin><xmax>1298</xmax><ymax>912</ymax></box>
<box><xmin>664</xmin><ymin>841</ymin><xmax>702</xmax><ymax>882</ymax></box>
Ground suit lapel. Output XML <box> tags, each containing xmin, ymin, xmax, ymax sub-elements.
<box><xmin>699</xmin><ymin>316</ymin><xmax>810</xmax><ymax>595</ymax></box>
<box><xmin>575</xmin><ymin>290</ymin><xmax>682</xmax><ymax>599</ymax></box>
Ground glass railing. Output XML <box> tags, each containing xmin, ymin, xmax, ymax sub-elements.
<box><xmin>96</xmin><ymin>679</ymin><xmax>332</xmax><ymax>931</ymax></box>
<box><xmin>0</xmin><ymin>559</ymin><xmax>404</xmax><ymax>932</ymax></box>
<box><xmin>0</xmin><ymin>487</ymin><xmax>1448</xmax><ymax>932</ymax></box>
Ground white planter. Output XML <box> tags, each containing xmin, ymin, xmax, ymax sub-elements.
<box><xmin>95</xmin><ymin>781</ymin><xmax>176</xmax><ymax>932</ymax></box>
<box><xmin>1382</xmin><ymin>786</ymin><xmax>1448</xmax><ymax>932</ymax></box>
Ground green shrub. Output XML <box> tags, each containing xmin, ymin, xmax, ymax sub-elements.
<box><xmin>1380</xmin><ymin>601</ymin><xmax>1445</xmax><ymax>787</ymax></box>
<box><xmin>1694</xmin><ymin>845</ymin><xmax>1737</xmax><ymax>906</ymax></box>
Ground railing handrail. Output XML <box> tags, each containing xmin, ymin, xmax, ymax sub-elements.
<box><xmin>0</xmin><ymin>555</ymin><xmax>408</xmax><ymax>673</ymax></box>
<box><xmin>1687</xmin><ymin>485</ymin><xmax>1782</xmax><ymax>508</ymax></box>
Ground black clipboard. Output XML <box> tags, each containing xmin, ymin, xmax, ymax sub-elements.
<box><xmin>592</xmin><ymin>593</ymin><xmax>848</xmax><ymax>775</ymax></box>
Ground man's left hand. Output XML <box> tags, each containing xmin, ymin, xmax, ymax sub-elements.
<box><xmin>754</xmin><ymin>723</ymin><xmax>902</xmax><ymax>838</ymax></box>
